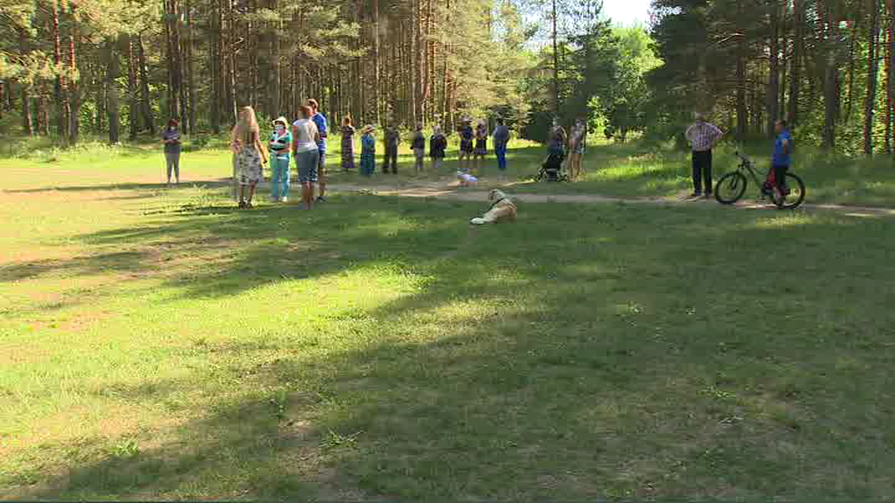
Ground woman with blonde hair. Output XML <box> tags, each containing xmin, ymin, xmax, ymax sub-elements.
<box><xmin>231</xmin><ymin>106</ymin><xmax>268</xmax><ymax>208</ymax></box>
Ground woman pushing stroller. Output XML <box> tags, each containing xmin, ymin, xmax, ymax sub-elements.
<box><xmin>537</xmin><ymin>118</ymin><xmax>568</xmax><ymax>182</ymax></box>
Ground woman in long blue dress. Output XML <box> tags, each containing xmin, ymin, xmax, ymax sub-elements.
<box><xmin>360</xmin><ymin>125</ymin><xmax>376</xmax><ymax>176</ymax></box>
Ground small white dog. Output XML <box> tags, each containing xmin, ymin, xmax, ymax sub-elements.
<box><xmin>470</xmin><ymin>189</ymin><xmax>517</xmax><ymax>225</ymax></box>
<box><xmin>457</xmin><ymin>171</ymin><xmax>478</xmax><ymax>187</ymax></box>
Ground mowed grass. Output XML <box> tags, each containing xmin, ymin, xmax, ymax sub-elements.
<box><xmin>2</xmin><ymin>147</ymin><xmax>895</xmax><ymax>500</ymax></box>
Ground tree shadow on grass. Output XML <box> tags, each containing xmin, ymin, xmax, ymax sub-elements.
<box><xmin>6</xmin><ymin>179</ymin><xmax>233</xmax><ymax>194</ymax></box>
<box><xmin>7</xmin><ymin>198</ymin><xmax>895</xmax><ymax>500</ymax></box>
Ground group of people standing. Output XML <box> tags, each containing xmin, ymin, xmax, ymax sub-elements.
<box><xmin>545</xmin><ymin>117</ymin><xmax>589</xmax><ymax>180</ymax></box>
<box><xmin>228</xmin><ymin>99</ymin><xmax>329</xmax><ymax>210</ymax></box>
<box><xmin>336</xmin><ymin>117</ymin><xmax>512</xmax><ymax>179</ymax></box>
<box><xmin>159</xmin><ymin>103</ymin><xmax>594</xmax><ymax>209</ymax></box>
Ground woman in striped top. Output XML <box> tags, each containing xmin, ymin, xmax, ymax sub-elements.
<box><xmin>268</xmin><ymin>117</ymin><xmax>292</xmax><ymax>202</ymax></box>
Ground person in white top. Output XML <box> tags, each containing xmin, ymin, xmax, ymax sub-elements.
<box><xmin>292</xmin><ymin>105</ymin><xmax>321</xmax><ymax>209</ymax></box>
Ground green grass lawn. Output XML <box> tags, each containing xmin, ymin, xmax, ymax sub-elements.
<box><xmin>2</xmin><ymin>143</ymin><xmax>895</xmax><ymax>500</ymax></box>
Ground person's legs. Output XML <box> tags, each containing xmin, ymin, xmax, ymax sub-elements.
<box><xmin>703</xmin><ymin>149</ymin><xmax>713</xmax><ymax>195</ymax></box>
<box><xmin>308</xmin><ymin>149</ymin><xmax>319</xmax><ymax>208</ymax></box>
<box><xmin>317</xmin><ymin>150</ymin><xmax>326</xmax><ymax>201</ymax></box>
<box><xmin>382</xmin><ymin>149</ymin><xmax>389</xmax><ymax>174</ymax></box>
<box><xmin>173</xmin><ymin>152</ymin><xmax>180</xmax><ymax>183</ymax></box>
<box><xmin>774</xmin><ymin>164</ymin><xmax>789</xmax><ymax>193</ymax></box>
<box><xmin>247</xmin><ymin>183</ymin><xmax>256</xmax><ymax>206</ymax></box>
<box><xmin>281</xmin><ymin>155</ymin><xmax>291</xmax><ymax>201</ymax></box>
<box><xmin>691</xmin><ymin>151</ymin><xmax>703</xmax><ymax>195</ymax></box>
<box><xmin>166</xmin><ymin>153</ymin><xmax>175</xmax><ymax>184</ymax></box>
<box><xmin>302</xmin><ymin>182</ymin><xmax>312</xmax><ymax>208</ymax></box>
<box><xmin>270</xmin><ymin>157</ymin><xmax>282</xmax><ymax>202</ymax></box>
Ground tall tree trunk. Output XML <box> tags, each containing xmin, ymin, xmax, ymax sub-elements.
<box><xmin>411</xmin><ymin>0</ymin><xmax>420</xmax><ymax>126</ymax></box>
<box><xmin>18</xmin><ymin>29</ymin><xmax>33</xmax><ymax>135</ymax></box>
<box><xmin>552</xmin><ymin>0</ymin><xmax>560</xmax><ymax>114</ymax></box>
<box><xmin>822</xmin><ymin>4</ymin><xmax>839</xmax><ymax>149</ymax></box>
<box><xmin>886</xmin><ymin>0</ymin><xmax>893</xmax><ymax>153</ymax></box>
<box><xmin>68</xmin><ymin>5</ymin><xmax>80</xmax><ymax>145</ymax></box>
<box><xmin>126</xmin><ymin>35</ymin><xmax>139</xmax><ymax>139</ymax></box>
<box><xmin>845</xmin><ymin>18</ymin><xmax>858</xmax><ymax>121</ymax></box>
<box><xmin>864</xmin><ymin>0</ymin><xmax>881</xmax><ymax>155</ymax></box>
<box><xmin>886</xmin><ymin>0</ymin><xmax>895</xmax><ymax>151</ymax></box>
<box><xmin>37</xmin><ymin>84</ymin><xmax>49</xmax><ymax>135</ymax></box>
<box><xmin>165</xmin><ymin>0</ymin><xmax>184</xmax><ymax>123</ymax></box>
<box><xmin>373</xmin><ymin>0</ymin><xmax>381</xmax><ymax>124</ymax></box>
<box><xmin>788</xmin><ymin>0</ymin><xmax>804</xmax><ymax>125</ymax></box>
<box><xmin>52</xmin><ymin>0</ymin><xmax>67</xmax><ymax>138</ymax></box>
<box><xmin>766</xmin><ymin>0</ymin><xmax>780</xmax><ymax>137</ymax></box>
<box><xmin>227</xmin><ymin>0</ymin><xmax>238</xmax><ymax>124</ymax></box>
<box><xmin>270</xmin><ymin>1</ymin><xmax>281</xmax><ymax>119</ymax></box>
<box><xmin>136</xmin><ymin>34</ymin><xmax>156</xmax><ymax>134</ymax></box>
<box><xmin>210</xmin><ymin>0</ymin><xmax>222</xmax><ymax>133</ymax></box>
<box><xmin>423</xmin><ymin>0</ymin><xmax>432</xmax><ymax>122</ymax></box>
<box><xmin>736</xmin><ymin>3</ymin><xmax>748</xmax><ymax>138</ymax></box>
<box><xmin>106</xmin><ymin>38</ymin><xmax>121</xmax><ymax>144</ymax></box>
<box><xmin>186</xmin><ymin>0</ymin><xmax>197</xmax><ymax>133</ymax></box>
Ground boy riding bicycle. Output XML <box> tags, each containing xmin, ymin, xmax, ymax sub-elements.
<box><xmin>769</xmin><ymin>119</ymin><xmax>792</xmax><ymax>201</ymax></box>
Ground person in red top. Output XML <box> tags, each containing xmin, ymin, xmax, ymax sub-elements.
<box><xmin>685</xmin><ymin>113</ymin><xmax>724</xmax><ymax>198</ymax></box>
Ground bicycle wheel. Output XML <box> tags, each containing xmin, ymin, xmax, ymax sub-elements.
<box><xmin>714</xmin><ymin>171</ymin><xmax>748</xmax><ymax>205</ymax></box>
<box><xmin>775</xmin><ymin>173</ymin><xmax>806</xmax><ymax>210</ymax></box>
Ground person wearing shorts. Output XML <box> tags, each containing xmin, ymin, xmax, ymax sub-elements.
<box><xmin>568</xmin><ymin>117</ymin><xmax>587</xmax><ymax>180</ymax></box>
<box><xmin>292</xmin><ymin>105</ymin><xmax>321</xmax><ymax>209</ymax></box>
<box><xmin>308</xmin><ymin>99</ymin><xmax>328</xmax><ymax>202</ymax></box>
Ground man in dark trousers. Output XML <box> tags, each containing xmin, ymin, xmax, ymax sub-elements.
<box><xmin>383</xmin><ymin>124</ymin><xmax>399</xmax><ymax>174</ymax></box>
<box><xmin>684</xmin><ymin>113</ymin><xmax>723</xmax><ymax>198</ymax></box>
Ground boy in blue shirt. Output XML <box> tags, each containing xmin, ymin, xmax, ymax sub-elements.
<box><xmin>771</xmin><ymin>119</ymin><xmax>792</xmax><ymax>200</ymax></box>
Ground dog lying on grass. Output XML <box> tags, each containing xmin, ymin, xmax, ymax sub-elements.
<box><xmin>470</xmin><ymin>189</ymin><xmax>517</xmax><ymax>225</ymax></box>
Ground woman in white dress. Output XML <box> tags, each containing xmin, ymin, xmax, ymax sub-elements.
<box><xmin>230</xmin><ymin>106</ymin><xmax>268</xmax><ymax>208</ymax></box>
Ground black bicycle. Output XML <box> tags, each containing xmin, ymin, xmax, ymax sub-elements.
<box><xmin>715</xmin><ymin>152</ymin><xmax>805</xmax><ymax>209</ymax></box>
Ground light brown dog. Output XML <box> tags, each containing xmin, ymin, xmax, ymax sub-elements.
<box><xmin>470</xmin><ymin>189</ymin><xmax>517</xmax><ymax>225</ymax></box>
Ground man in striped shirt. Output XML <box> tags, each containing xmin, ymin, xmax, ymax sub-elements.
<box><xmin>685</xmin><ymin>113</ymin><xmax>724</xmax><ymax>198</ymax></box>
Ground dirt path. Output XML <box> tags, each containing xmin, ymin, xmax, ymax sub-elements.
<box><xmin>329</xmin><ymin>181</ymin><xmax>895</xmax><ymax>217</ymax></box>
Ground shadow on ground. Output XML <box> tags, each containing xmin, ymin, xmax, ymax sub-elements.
<box><xmin>6</xmin><ymin>184</ymin><xmax>895</xmax><ymax>500</ymax></box>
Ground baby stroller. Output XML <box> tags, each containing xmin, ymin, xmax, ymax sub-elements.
<box><xmin>535</xmin><ymin>149</ymin><xmax>569</xmax><ymax>182</ymax></box>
